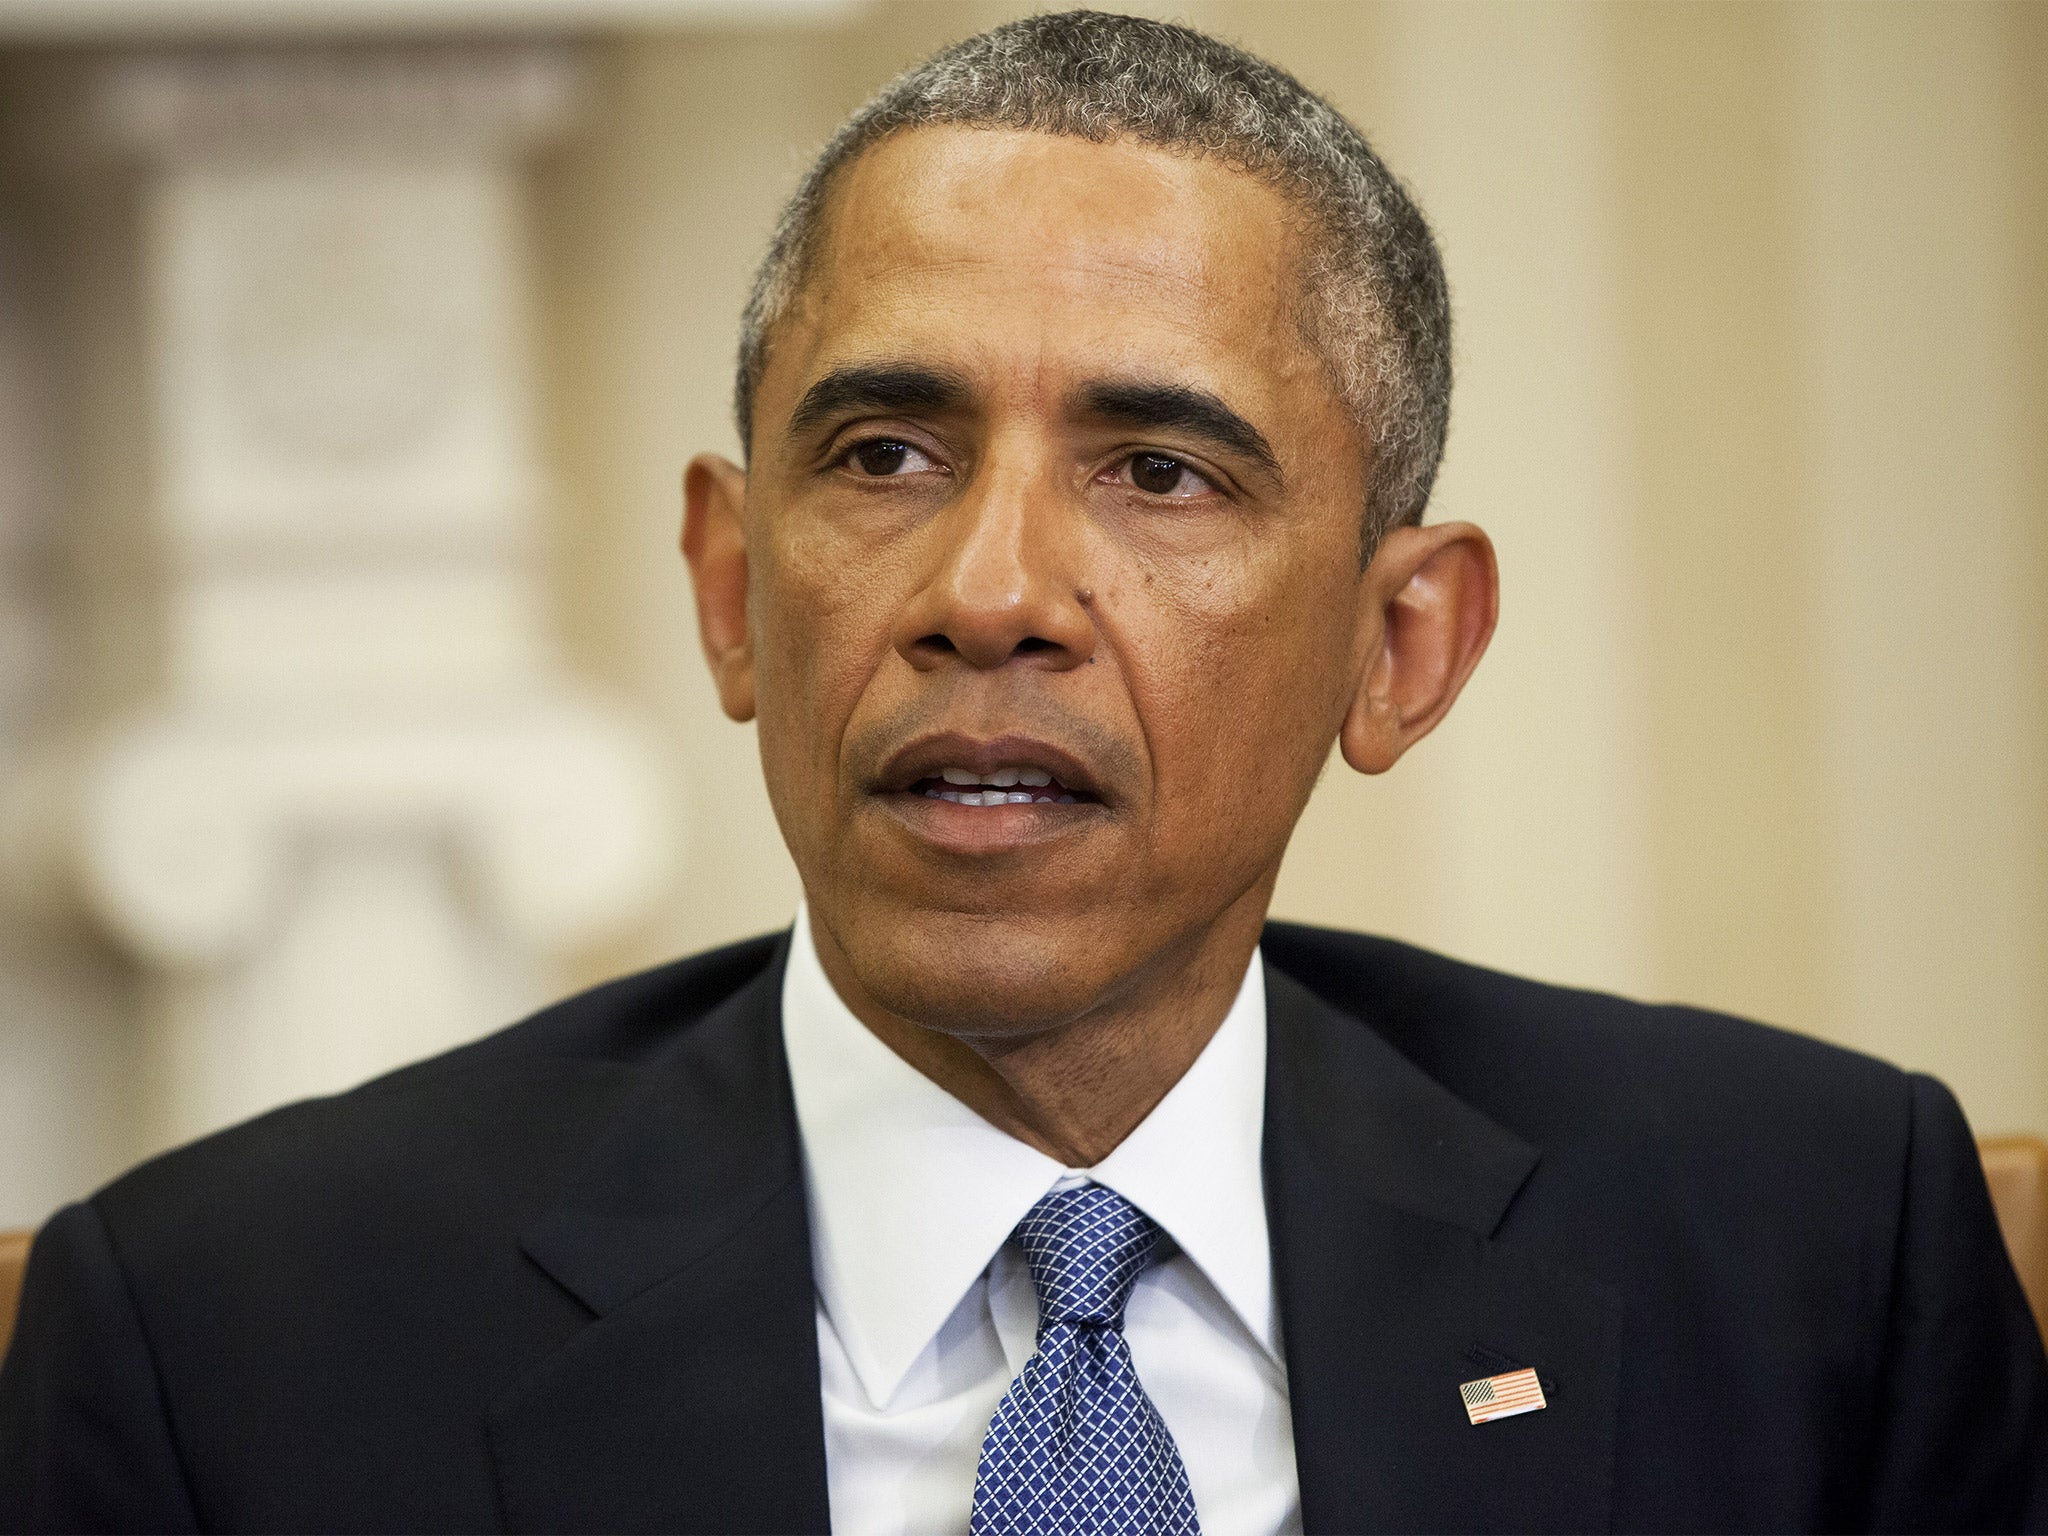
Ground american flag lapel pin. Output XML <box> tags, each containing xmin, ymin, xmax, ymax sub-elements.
<box><xmin>1459</xmin><ymin>1366</ymin><xmax>1547</xmax><ymax>1425</ymax></box>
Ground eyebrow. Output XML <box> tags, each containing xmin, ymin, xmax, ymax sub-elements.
<box><xmin>785</xmin><ymin>363</ymin><xmax>1284</xmax><ymax>487</ymax></box>
<box><xmin>1077</xmin><ymin>379</ymin><xmax>1283</xmax><ymax>485</ymax></box>
<box><xmin>786</xmin><ymin>363</ymin><xmax>971</xmax><ymax>438</ymax></box>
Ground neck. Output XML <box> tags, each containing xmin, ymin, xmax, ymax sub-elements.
<box><xmin>808</xmin><ymin>888</ymin><xmax>1272</xmax><ymax>1166</ymax></box>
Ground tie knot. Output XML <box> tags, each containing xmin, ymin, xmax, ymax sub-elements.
<box><xmin>1013</xmin><ymin>1183</ymin><xmax>1162</xmax><ymax>1329</ymax></box>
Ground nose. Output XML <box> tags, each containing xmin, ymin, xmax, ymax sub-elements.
<box><xmin>890</xmin><ymin>467</ymin><xmax>1097</xmax><ymax>673</ymax></box>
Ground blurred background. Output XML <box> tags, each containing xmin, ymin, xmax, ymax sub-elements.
<box><xmin>0</xmin><ymin>0</ymin><xmax>2041</xmax><ymax>1231</ymax></box>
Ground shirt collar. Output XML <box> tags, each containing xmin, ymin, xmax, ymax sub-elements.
<box><xmin>781</xmin><ymin>903</ymin><xmax>1276</xmax><ymax>1411</ymax></box>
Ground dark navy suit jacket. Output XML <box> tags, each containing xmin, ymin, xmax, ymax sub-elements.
<box><xmin>3</xmin><ymin>923</ymin><xmax>2045</xmax><ymax>1532</ymax></box>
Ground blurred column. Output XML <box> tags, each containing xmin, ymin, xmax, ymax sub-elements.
<box><xmin>12</xmin><ymin>45</ymin><xmax>679</xmax><ymax>1150</ymax></box>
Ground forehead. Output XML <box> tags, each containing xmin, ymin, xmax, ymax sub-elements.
<box><xmin>776</xmin><ymin>125</ymin><xmax>1330</xmax><ymax>414</ymax></box>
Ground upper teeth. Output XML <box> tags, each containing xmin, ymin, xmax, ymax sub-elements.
<box><xmin>939</xmin><ymin>766</ymin><xmax>1053</xmax><ymax>787</ymax></box>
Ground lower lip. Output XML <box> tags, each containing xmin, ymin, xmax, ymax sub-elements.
<box><xmin>874</xmin><ymin>788</ymin><xmax>1105</xmax><ymax>854</ymax></box>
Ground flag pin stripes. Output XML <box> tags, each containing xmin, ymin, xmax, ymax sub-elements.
<box><xmin>1459</xmin><ymin>1367</ymin><xmax>1547</xmax><ymax>1425</ymax></box>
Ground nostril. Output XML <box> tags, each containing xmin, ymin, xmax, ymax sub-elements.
<box><xmin>901</xmin><ymin>630</ymin><xmax>1075</xmax><ymax>668</ymax></box>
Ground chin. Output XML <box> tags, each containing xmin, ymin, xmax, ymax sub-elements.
<box><xmin>836</xmin><ymin>904</ymin><xmax>1129</xmax><ymax>1039</ymax></box>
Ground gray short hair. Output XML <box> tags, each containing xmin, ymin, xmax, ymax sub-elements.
<box><xmin>734</xmin><ymin>8</ymin><xmax>1451</xmax><ymax>547</ymax></box>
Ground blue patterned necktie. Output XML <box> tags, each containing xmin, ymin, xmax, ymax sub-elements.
<box><xmin>970</xmin><ymin>1183</ymin><xmax>1201</xmax><ymax>1536</ymax></box>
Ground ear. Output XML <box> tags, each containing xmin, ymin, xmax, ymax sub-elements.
<box><xmin>1339</xmin><ymin>521</ymin><xmax>1499</xmax><ymax>775</ymax></box>
<box><xmin>681</xmin><ymin>453</ymin><xmax>757</xmax><ymax>723</ymax></box>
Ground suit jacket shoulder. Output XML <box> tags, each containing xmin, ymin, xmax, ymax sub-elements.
<box><xmin>1261</xmin><ymin>920</ymin><xmax>2048</xmax><ymax>1532</ymax></box>
<box><xmin>1</xmin><ymin>932</ymin><xmax>802</xmax><ymax>1535</ymax></box>
<box><xmin>1266</xmin><ymin>918</ymin><xmax>1906</xmax><ymax>1133</ymax></box>
<box><xmin>97</xmin><ymin>930</ymin><xmax>784</xmax><ymax>1234</ymax></box>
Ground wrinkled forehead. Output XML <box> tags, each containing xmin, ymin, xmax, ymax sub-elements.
<box><xmin>767</xmin><ymin>125</ymin><xmax>1332</xmax><ymax>420</ymax></box>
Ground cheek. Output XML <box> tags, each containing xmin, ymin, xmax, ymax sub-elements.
<box><xmin>750</xmin><ymin>520</ymin><xmax>915</xmax><ymax>771</ymax></box>
<box><xmin>1128</xmin><ymin>549</ymin><xmax>1356</xmax><ymax>816</ymax></box>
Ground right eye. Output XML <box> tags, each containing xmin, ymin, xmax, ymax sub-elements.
<box><xmin>842</xmin><ymin>439</ymin><xmax>940</xmax><ymax>477</ymax></box>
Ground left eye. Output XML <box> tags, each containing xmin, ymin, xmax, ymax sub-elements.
<box><xmin>1123</xmin><ymin>453</ymin><xmax>1216</xmax><ymax>498</ymax></box>
<box><xmin>844</xmin><ymin>439</ymin><xmax>939</xmax><ymax>477</ymax></box>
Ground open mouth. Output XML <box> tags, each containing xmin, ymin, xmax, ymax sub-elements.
<box><xmin>875</xmin><ymin>733</ymin><xmax>1109</xmax><ymax>822</ymax></box>
<box><xmin>910</xmin><ymin>767</ymin><xmax>1093</xmax><ymax>806</ymax></box>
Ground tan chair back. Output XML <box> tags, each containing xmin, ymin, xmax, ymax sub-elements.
<box><xmin>0</xmin><ymin>1228</ymin><xmax>29</xmax><ymax>1362</ymax></box>
<box><xmin>0</xmin><ymin>1141</ymin><xmax>2043</xmax><ymax>1366</ymax></box>
<box><xmin>1982</xmin><ymin>1134</ymin><xmax>2048</xmax><ymax>1343</ymax></box>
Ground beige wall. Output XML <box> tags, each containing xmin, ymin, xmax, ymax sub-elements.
<box><xmin>538</xmin><ymin>0</ymin><xmax>2048</xmax><ymax>1137</ymax></box>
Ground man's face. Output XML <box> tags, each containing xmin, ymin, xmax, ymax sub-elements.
<box><xmin>724</xmin><ymin>127</ymin><xmax>1377</xmax><ymax>1035</ymax></box>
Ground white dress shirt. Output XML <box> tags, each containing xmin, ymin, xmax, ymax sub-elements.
<box><xmin>781</xmin><ymin>905</ymin><xmax>1301</xmax><ymax>1536</ymax></box>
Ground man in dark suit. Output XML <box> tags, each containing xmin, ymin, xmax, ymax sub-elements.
<box><xmin>4</xmin><ymin>11</ymin><xmax>2045</xmax><ymax>1533</ymax></box>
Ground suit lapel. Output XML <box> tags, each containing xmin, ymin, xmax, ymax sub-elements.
<box><xmin>487</xmin><ymin>941</ymin><xmax>832</xmax><ymax>1534</ymax></box>
<box><xmin>1265</xmin><ymin>964</ymin><xmax>1622</xmax><ymax>1534</ymax></box>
